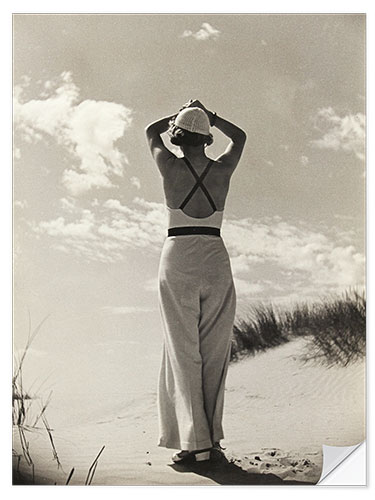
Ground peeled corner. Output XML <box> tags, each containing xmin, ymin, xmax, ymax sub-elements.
<box><xmin>318</xmin><ymin>441</ymin><xmax>366</xmax><ymax>485</ymax></box>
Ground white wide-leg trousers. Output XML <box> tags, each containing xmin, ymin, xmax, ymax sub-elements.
<box><xmin>157</xmin><ymin>234</ymin><xmax>236</xmax><ymax>451</ymax></box>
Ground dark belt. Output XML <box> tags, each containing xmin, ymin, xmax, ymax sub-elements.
<box><xmin>168</xmin><ymin>226</ymin><xmax>221</xmax><ymax>237</ymax></box>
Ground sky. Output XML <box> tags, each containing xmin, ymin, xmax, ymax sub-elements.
<box><xmin>13</xmin><ymin>14</ymin><xmax>366</xmax><ymax>401</ymax></box>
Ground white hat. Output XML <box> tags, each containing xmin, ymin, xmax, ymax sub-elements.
<box><xmin>175</xmin><ymin>107</ymin><xmax>210</xmax><ymax>135</ymax></box>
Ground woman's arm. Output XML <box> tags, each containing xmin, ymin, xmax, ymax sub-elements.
<box><xmin>213</xmin><ymin>114</ymin><xmax>247</xmax><ymax>171</ymax></box>
<box><xmin>210</xmin><ymin>114</ymin><xmax>247</xmax><ymax>143</ymax></box>
<box><xmin>187</xmin><ymin>100</ymin><xmax>247</xmax><ymax>171</ymax></box>
<box><xmin>145</xmin><ymin>114</ymin><xmax>177</xmax><ymax>175</ymax></box>
<box><xmin>145</xmin><ymin>113</ymin><xmax>176</xmax><ymax>137</ymax></box>
<box><xmin>187</xmin><ymin>99</ymin><xmax>246</xmax><ymax>140</ymax></box>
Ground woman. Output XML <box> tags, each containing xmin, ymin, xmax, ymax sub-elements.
<box><xmin>145</xmin><ymin>100</ymin><xmax>246</xmax><ymax>464</ymax></box>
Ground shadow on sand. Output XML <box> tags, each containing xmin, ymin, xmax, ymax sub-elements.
<box><xmin>169</xmin><ymin>454</ymin><xmax>315</xmax><ymax>486</ymax></box>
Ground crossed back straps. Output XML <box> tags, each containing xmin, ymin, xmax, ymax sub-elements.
<box><xmin>179</xmin><ymin>157</ymin><xmax>217</xmax><ymax>213</ymax></box>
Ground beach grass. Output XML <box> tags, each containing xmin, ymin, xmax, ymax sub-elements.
<box><xmin>231</xmin><ymin>289</ymin><xmax>366</xmax><ymax>366</ymax></box>
<box><xmin>12</xmin><ymin>313</ymin><xmax>54</xmax><ymax>484</ymax></box>
<box><xmin>12</xmin><ymin>312</ymin><xmax>105</xmax><ymax>485</ymax></box>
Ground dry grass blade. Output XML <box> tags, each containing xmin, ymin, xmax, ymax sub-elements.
<box><xmin>18</xmin><ymin>426</ymin><xmax>33</xmax><ymax>466</ymax></box>
<box><xmin>66</xmin><ymin>468</ymin><xmax>75</xmax><ymax>485</ymax></box>
<box><xmin>41</xmin><ymin>413</ymin><xmax>63</xmax><ymax>470</ymax></box>
<box><xmin>32</xmin><ymin>390</ymin><xmax>53</xmax><ymax>427</ymax></box>
<box><xmin>14</xmin><ymin>370</ymin><xmax>29</xmax><ymax>426</ymax></box>
<box><xmin>13</xmin><ymin>450</ymin><xmax>22</xmax><ymax>472</ymax></box>
<box><xmin>13</xmin><ymin>312</ymin><xmax>50</xmax><ymax>384</ymax></box>
<box><xmin>85</xmin><ymin>445</ymin><xmax>105</xmax><ymax>485</ymax></box>
<box><xmin>88</xmin><ymin>462</ymin><xmax>98</xmax><ymax>485</ymax></box>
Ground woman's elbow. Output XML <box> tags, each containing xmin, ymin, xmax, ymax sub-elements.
<box><xmin>235</xmin><ymin>130</ymin><xmax>247</xmax><ymax>144</ymax></box>
<box><xmin>145</xmin><ymin>124</ymin><xmax>155</xmax><ymax>138</ymax></box>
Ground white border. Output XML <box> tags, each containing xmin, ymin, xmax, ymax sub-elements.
<box><xmin>2</xmin><ymin>1</ymin><xmax>373</xmax><ymax>498</ymax></box>
<box><xmin>2</xmin><ymin>0</ymin><xmax>374</xmax><ymax>13</ymax></box>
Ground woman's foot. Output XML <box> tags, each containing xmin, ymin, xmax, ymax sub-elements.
<box><xmin>213</xmin><ymin>441</ymin><xmax>226</xmax><ymax>451</ymax></box>
<box><xmin>172</xmin><ymin>448</ymin><xmax>211</xmax><ymax>463</ymax></box>
<box><xmin>211</xmin><ymin>441</ymin><xmax>226</xmax><ymax>461</ymax></box>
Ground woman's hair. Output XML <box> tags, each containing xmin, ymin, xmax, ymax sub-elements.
<box><xmin>167</xmin><ymin>120</ymin><xmax>213</xmax><ymax>147</ymax></box>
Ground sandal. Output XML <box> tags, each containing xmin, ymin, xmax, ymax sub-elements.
<box><xmin>213</xmin><ymin>441</ymin><xmax>226</xmax><ymax>451</ymax></box>
<box><xmin>210</xmin><ymin>442</ymin><xmax>226</xmax><ymax>461</ymax></box>
<box><xmin>172</xmin><ymin>448</ymin><xmax>211</xmax><ymax>463</ymax></box>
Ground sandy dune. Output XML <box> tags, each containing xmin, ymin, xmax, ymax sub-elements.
<box><xmin>13</xmin><ymin>337</ymin><xmax>365</xmax><ymax>485</ymax></box>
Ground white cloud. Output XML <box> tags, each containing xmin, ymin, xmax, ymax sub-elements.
<box><xmin>32</xmin><ymin>197</ymin><xmax>364</xmax><ymax>298</ymax></box>
<box><xmin>14</xmin><ymin>72</ymin><xmax>133</xmax><ymax>195</ymax></box>
<box><xmin>33</xmin><ymin>197</ymin><xmax>167</xmax><ymax>263</ymax></box>
<box><xmin>261</xmin><ymin>39</ymin><xmax>267</xmax><ymax>46</ymax></box>
<box><xmin>37</xmin><ymin>211</ymin><xmax>96</xmax><ymax>239</ymax></box>
<box><xmin>264</xmin><ymin>159</ymin><xmax>274</xmax><ymax>167</ymax></box>
<box><xmin>231</xmin><ymin>253</ymin><xmax>262</xmax><ymax>276</ymax></box>
<box><xmin>103</xmin><ymin>198</ymin><xmax>134</xmax><ymax>214</ymax></box>
<box><xmin>230</xmin><ymin>254</ymin><xmax>251</xmax><ymax>275</ymax></box>
<box><xmin>130</xmin><ymin>176</ymin><xmax>141</xmax><ymax>189</ymax></box>
<box><xmin>181</xmin><ymin>23</ymin><xmax>221</xmax><ymax>41</ymax></box>
<box><xmin>223</xmin><ymin>217</ymin><xmax>364</xmax><ymax>294</ymax></box>
<box><xmin>334</xmin><ymin>214</ymin><xmax>356</xmax><ymax>221</ymax></box>
<box><xmin>14</xmin><ymin>200</ymin><xmax>28</xmax><ymax>209</ymax></box>
<box><xmin>234</xmin><ymin>278</ymin><xmax>264</xmax><ymax>297</ymax></box>
<box><xmin>311</xmin><ymin>107</ymin><xmax>365</xmax><ymax>160</ymax></box>
<box><xmin>60</xmin><ymin>197</ymin><xmax>77</xmax><ymax>213</ymax></box>
<box><xmin>101</xmin><ymin>305</ymin><xmax>156</xmax><ymax>314</ymax></box>
<box><xmin>300</xmin><ymin>155</ymin><xmax>309</xmax><ymax>166</ymax></box>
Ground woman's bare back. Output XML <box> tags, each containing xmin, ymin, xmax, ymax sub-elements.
<box><xmin>162</xmin><ymin>157</ymin><xmax>232</xmax><ymax>218</ymax></box>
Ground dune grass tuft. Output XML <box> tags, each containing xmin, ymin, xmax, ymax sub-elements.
<box><xmin>13</xmin><ymin>312</ymin><xmax>105</xmax><ymax>485</ymax></box>
<box><xmin>231</xmin><ymin>289</ymin><xmax>366</xmax><ymax>366</ymax></box>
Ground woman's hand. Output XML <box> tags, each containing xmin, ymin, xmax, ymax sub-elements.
<box><xmin>187</xmin><ymin>99</ymin><xmax>206</xmax><ymax>111</ymax></box>
<box><xmin>179</xmin><ymin>99</ymin><xmax>195</xmax><ymax>111</ymax></box>
<box><xmin>179</xmin><ymin>99</ymin><xmax>206</xmax><ymax>112</ymax></box>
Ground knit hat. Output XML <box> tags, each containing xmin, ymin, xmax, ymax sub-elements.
<box><xmin>174</xmin><ymin>107</ymin><xmax>210</xmax><ymax>135</ymax></box>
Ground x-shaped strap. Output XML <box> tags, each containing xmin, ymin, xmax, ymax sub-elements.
<box><xmin>179</xmin><ymin>158</ymin><xmax>217</xmax><ymax>213</ymax></box>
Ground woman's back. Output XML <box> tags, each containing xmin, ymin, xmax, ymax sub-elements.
<box><xmin>162</xmin><ymin>156</ymin><xmax>232</xmax><ymax>219</ymax></box>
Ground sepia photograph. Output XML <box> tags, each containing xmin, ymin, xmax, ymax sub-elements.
<box><xmin>12</xmin><ymin>13</ymin><xmax>366</xmax><ymax>486</ymax></box>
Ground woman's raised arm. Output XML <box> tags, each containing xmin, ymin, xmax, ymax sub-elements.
<box><xmin>145</xmin><ymin>113</ymin><xmax>176</xmax><ymax>138</ymax></box>
<box><xmin>187</xmin><ymin>100</ymin><xmax>247</xmax><ymax>171</ymax></box>
<box><xmin>144</xmin><ymin>114</ymin><xmax>177</xmax><ymax>175</ymax></box>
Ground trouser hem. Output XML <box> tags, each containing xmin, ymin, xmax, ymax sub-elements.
<box><xmin>157</xmin><ymin>438</ymin><xmax>213</xmax><ymax>451</ymax></box>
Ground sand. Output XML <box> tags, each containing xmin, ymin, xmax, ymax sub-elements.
<box><xmin>12</xmin><ymin>337</ymin><xmax>365</xmax><ymax>486</ymax></box>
